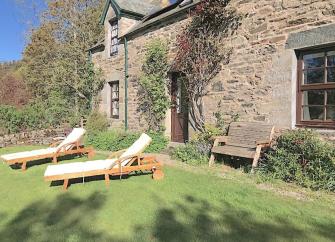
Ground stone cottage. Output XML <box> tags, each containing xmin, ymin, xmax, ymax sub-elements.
<box><xmin>90</xmin><ymin>0</ymin><xmax>335</xmax><ymax>143</ymax></box>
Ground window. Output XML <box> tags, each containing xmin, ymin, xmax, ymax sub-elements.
<box><xmin>297</xmin><ymin>48</ymin><xmax>335</xmax><ymax>128</ymax></box>
<box><xmin>110</xmin><ymin>81</ymin><xmax>119</xmax><ymax>119</ymax></box>
<box><xmin>110</xmin><ymin>20</ymin><xmax>118</xmax><ymax>56</ymax></box>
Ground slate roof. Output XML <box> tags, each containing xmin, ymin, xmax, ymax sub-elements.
<box><xmin>90</xmin><ymin>0</ymin><xmax>200</xmax><ymax>51</ymax></box>
<box><xmin>121</xmin><ymin>0</ymin><xmax>201</xmax><ymax>38</ymax></box>
<box><xmin>116</xmin><ymin>0</ymin><xmax>161</xmax><ymax>16</ymax></box>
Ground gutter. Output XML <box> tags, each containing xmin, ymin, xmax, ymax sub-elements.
<box><xmin>124</xmin><ymin>37</ymin><xmax>129</xmax><ymax>131</ymax></box>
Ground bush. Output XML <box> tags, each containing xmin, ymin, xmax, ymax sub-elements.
<box><xmin>86</xmin><ymin>130</ymin><xmax>168</xmax><ymax>153</ymax></box>
<box><xmin>172</xmin><ymin>124</ymin><xmax>222</xmax><ymax>165</ymax></box>
<box><xmin>258</xmin><ymin>129</ymin><xmax>335</xmax><ymax>192</ymax></box>
<box><xmin>86</xmin><ymin>111</ymin><xmax>109</xmax><ymax>136</ymax></box>
<box><xmin>172</xmin><ymin>143</ymin><xmax>209</xmax><ymax>165</ymax></box>
<box><xmin>0</xmin><ymin>105</ymin><xmax>24</xmax><ymax>133</ymax></box>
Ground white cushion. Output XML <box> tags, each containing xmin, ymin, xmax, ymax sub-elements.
<box><xmin>119</xmin><ymin>133</ymin><xmax>152</xmax><ymax>166</ymax></box>
<box><xmin>44</xmin><ymin>159</ymin><xmax>117</xmax><ymax>177</ymax></box>
<box><xmin>57</xmin><ymin>128</ymin><xmax>86</xmax><ymax>151</ymax></box>
<box><xmin>1</xmin><ymin>147</ymin><xmax>58</xmax><ymax>161</ymax></box>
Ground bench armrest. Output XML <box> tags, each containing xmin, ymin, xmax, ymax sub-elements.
<box><xmin>212</xmin><ymin>136</ymin><xmax>228</xmax><ymax>143</ymax></box>
<box><xmin>256</xmin><ymin>140</ymin><xmax>271</xmax><ymax>146</ymax></box>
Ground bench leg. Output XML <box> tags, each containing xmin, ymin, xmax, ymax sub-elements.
<box><xmin>105</xmin><ymin>174</ymin><xmax>110</xmax><ymax>187</ymax></box>
<box><xmin>209</xmin><ymin>139</ymin><xmax>219</xmax><ymax>167</ymax></box>
<box><xmin>209</xmin><ymin>153</ymin><xmax>216</xmax><ymax>167</ymax></box>
<box><xmin>251</xmin><ymin>146</ymin><xmax>262</xmax><ymax>173</ymax></box>
<box><xmin>63</xmin><ymin>179</ymin><xmax>69</xmax><ymax>190</ymax></box>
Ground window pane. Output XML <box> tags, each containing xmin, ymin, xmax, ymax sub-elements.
<box><xmin>327</xmin><ymin>51</ymin><xmax>335</xmax><ymax>66</ymax></box>
<box><xmin>327</xmin><ymin>90</ymin><xmax>335</xmax><ymax>105</ymax></box>
<box><xmin>303</xmin><ymin>106</ymin><xmax>324</xmax><ymax>121</ymax></box>
<box><xmin>327</xmin><ymin>67</ymin><xmax>335</xmax><ymax>83</ymax></box>
<box><xmin>112</xmin><ymin>101</ymin><xmax>119</xmax><ymax>116</ymax></box>
<box><xmin>303</xmin><ymin>52</ymin><xmax>324</xmax><ymax>69</ymax></box>
<box><xmin>303</xmin><ymin>69</ymin><xmax>325</xmax><ymax>84</ymax></box>
<box><xmin>326</xmin><ymin>106</ymin><xmax>335</xmax><ymax>120</ymax></box>
<box><xmin>303</xmin><ymin>90</ymin><xmax>324</xmax><ymax>105</ymax></box>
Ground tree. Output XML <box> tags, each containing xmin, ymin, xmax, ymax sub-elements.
<box><xmin>174</xmin><ymin>0</ymin><xmax>242</xmax><ymax>132</ymax></box>
<box><xmin>22</xmin><ymin>0</ymin><xmax>105</xmax><ymax>118</ymax></box>
<box><xmin>139</xmin><ymin>39</ymin><xmax>170</xmax><ymax>131</ymax></box>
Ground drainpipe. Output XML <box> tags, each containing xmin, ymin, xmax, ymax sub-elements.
<box><xmin>124</xmin><ymin>37</ymin><xmax>129</xmax><ymax>131</ymax></box>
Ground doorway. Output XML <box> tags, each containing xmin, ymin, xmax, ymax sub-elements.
<box><xmin>171</xmin><ymin>73</ymin><xmax>189</xmax><ymax>143</ymax></box>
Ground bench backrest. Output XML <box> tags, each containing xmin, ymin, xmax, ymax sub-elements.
<box><xmin>227</xmin><ymin>122</ymin><xmax>274</xmax><ymax>147</ymax></box>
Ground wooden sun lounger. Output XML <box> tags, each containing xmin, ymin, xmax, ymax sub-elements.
<box><xmin>45</xmin><ymin>151</ymin><xmax>164</xmax><ymax>190</ymax></box>
<box><xmin>44</xmin><ymin>133</ymin><xmax>164</xmax><ymax>190</ymax></box>
<box><xmin>209</xmin><ymin>122</ymin><xmax>275</xmax><ymax>170</ymax></box>
<box><xmin>1</xmin><ymin>128</ymin><xmax>94</xmax><ymax>171</ymax></box>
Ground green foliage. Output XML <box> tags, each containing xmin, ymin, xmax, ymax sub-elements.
<box><xmin>86</xmin><ymin>130</ymin><xmax>168</xmax><ymax>153</ymax></box>
<box><xmin>172</xmin><ymin>143</ymin><xmax>209</xmax><ymax>165</ymax></box>
<box><xmin>139</xmin><ymin>39</ymin><xmax>170</xmax><ymax>131</ymax></box>
<box><xmin>213</xmin><ymin>100</ymin><xmax>240</xmax><ymax>134</ymax></box>
<box><xmin>22</xmin><ymin>0</ymin><xmax>105</xmax><ymax>119</ymax></box>
<box><xmin>86</xmin><ymin>111</ymin><xmax>109</xmax><ymax>136</ymax></box>
<box><xmin>173</xmin><ymin>125</ymin><xmax>222</xmax><ymax>165</ymax></box>
<box><xmin>259</xmin><ymin>129</ymin><xmax>335</xmax><ymax>192</ymax></box>
<box><xmin>171</xmin><ymin>113</ymin><xmax>239</xmax><ymax>167</ymax></box>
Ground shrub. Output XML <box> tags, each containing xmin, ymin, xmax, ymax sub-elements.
<box><xmin>172</xmin><ymin>143</ymin><xmax>209</xmax><ymax>165</ymax></box>
<box><xmin>0</xmin><ymin>105</ymin><xmax>24</xmax><ymax>133</ymax></box>
<box><xmin>172</xmin><ymin>124</ymin><xmax>222</xmax><ymax>165</ymax></box>
<box><xmin>86</xmin><ymin>111</ymin><xmax>109</xmax><ymax>136</ymax></box>
<box><xmin>258</xmin><ymin>129</ymin><xmax>335</xmax><ymax>192</ymax></box>
<box><xmin>86</xmin><ymin>130</ymin><xmax>168</xmax><ymax>153</ymax></box>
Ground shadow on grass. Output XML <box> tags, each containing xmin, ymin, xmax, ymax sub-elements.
<box><xmin>0</xmin><ymin>192</ymin><xmax>119</xmax><ymax>242</ymax></box>
<box><xmin>49</xmin><ymin>171</ymin><xmax>151</xmax><ymax>189</ymax></box>
<box><xmin>133</xmin><ymin>195</ymin><xmax>335</xmax><ymax>242</ymax></box>
<box><xmin>9</xmin><ymin>154</ymin><xmax>88</xmax><ymax>170</ymax></box>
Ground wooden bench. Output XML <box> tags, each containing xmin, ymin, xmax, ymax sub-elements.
<box><xmin>209</xmin><ymin>122</ymin><xmax>275</xmax><ymax>169</ymax></box>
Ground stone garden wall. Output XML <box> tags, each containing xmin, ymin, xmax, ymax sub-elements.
<box><xmin>0</xmin><ymin>128</ymin><xmax>66</xmax><ymax>148</ymax></box>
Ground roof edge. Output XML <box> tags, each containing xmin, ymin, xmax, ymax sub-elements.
<box><xmin>99</xmin><ymin>0</ymin><xmax>145</xmax><ymax>25</ymax></box>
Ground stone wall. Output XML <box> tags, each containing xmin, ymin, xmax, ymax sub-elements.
<box><xmin>92</xmin><ymin>0</ymin><xmax>335</xmax><ymax>140</ymax></box>
<box><xmin>0</xmin><ymin>128</ymin><xmax>66</xmax><ymax>148</ymax></box>
<box><xmin>203</xmin><ymin>0</ymin><xmax>335</xmax><ymax>129</ymax></box>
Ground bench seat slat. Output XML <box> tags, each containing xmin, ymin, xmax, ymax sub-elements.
<box><xmin>212</xmin><ymin>145</ymin><xmax>256</xmax><ymax>159</ymax></box>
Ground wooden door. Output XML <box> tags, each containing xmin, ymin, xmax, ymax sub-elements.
<box><xmin>171</xmin><ymin>73</ymin><xmax>188</xmax><ymax>143</ymax></box>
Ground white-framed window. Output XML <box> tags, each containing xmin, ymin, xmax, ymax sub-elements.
<box><xmin>110</xmin><ymin>20</ymin><xmax>118</xmax><ymax>56</ymax></box>
<box><xmin>109</xmin><ymin>81</ymin><xmax>119</xmax><ymax>119</ymax></box>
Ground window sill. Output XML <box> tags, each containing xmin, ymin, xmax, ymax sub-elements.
<box><xmin>296</xmin><ymin>123</ymin><xmax>335</xmax><ymax>129</ymax></box>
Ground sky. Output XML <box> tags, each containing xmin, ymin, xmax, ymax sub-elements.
<box><xmin>0</xmin><ymin>0</ymin><xmax>177</xmax><ymax>62</ymax></box>
<box><xmin>0</xmin><ymin>0</ymin><xmax>45</xmax><ymax>62</ymax></box>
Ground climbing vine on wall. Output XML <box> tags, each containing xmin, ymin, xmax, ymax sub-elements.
<box><xmin>139</xmin><ymin>39</ymin><xmax>170</xmax><ymax>132</ymax></box>
<box><xmin>174</xmin><ymin>0</ymin><xmax>242</xmax><ymax>132</ymax></box>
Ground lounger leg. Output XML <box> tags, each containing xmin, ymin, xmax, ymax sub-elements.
<box><xmin>105</xmin><ymin>174</ymin><xmax>110</xmax><ymax>187</ymax></box>
<box><xmin>251</xmin><ymin>146</ymin><xmax>262</xmax><ymax>173</ymax></box>
<box><xmin>63</xmin><ymin>179</ymin><xmax>69</xmax><ymax>191</ymax></box>
<box><xmin>88</xmin><ymin>149</ymin><xmax>95</xmax><ymax>159</ymax></box>
<box><xmin>21</xmin><ymin>162</ymin><xmax>27</xmax><ymax>171</ymax></box>
<box><xmin>53</xmin><ymin>156</ymin><xmax>58</xmax><ymax>164</ymax></box>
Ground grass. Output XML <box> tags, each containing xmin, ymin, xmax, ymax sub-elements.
<box><xmin>0</xmin><ymin>145</ymin><xmax>334</xmax><ymax>242</ymax></box>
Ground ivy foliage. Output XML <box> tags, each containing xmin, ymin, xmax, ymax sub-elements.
<box><xmin>139</xmin><ymin>39</ymin><xmax>170</xmax><ymax>132</ymax></box>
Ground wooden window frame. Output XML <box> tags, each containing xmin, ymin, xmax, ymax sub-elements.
<box><xmin>110</xmin><ymin>81</ymin><xmax>119</xmax><ymax>119</ymax></box>
<box><xmin>296</xmin><ymin>47</ymin><xmax>335</xmax><ymax>128</ymax></box>
<box><xmin>110</xmin><ymin>20</ymin><xmax>118</xmax><ymax>56</ymax></box>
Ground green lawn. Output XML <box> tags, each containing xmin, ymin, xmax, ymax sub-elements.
<box><xmin>0</xmin><ymin>146</ymin><xmax>334</xmax><ymax>242</ymax></box>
